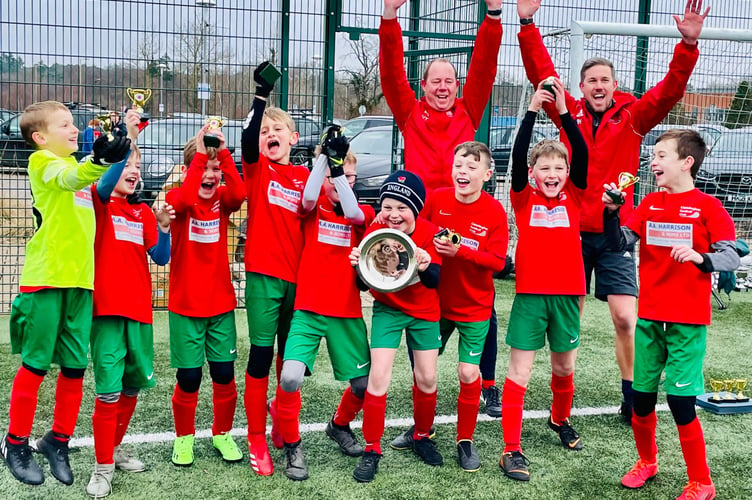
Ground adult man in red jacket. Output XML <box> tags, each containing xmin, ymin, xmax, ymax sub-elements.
<box><xmin>515</xmin><ymin>0</ymin><xmax>709</xmax><ymax>422</ymax></box>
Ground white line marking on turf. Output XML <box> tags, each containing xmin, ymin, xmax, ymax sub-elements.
<box><xmin>69</xmin><ymin>403</ymin><xmax>670</xmax><ymax>448</ymax></box>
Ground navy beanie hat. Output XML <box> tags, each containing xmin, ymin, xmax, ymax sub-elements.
<box><xmin>379</xmin><ymin>170</ymin><xmax>426</xmax><ymax>218</ymax></box>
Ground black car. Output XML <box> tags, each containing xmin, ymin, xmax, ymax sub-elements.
<box><xmin>694</xmin><ymin>127</ymin><xmax>752</xmax><ymax>217</ymax></box>
<box><xmin>350</xmin><ymin>126</ymin><xmax>395</xmax><ymax>208</ymax></box>
<box><xmin>489</xmin><ymin>125</ymin><xmax>552</xmax><ymax>178</ymax></box>
<box><xmin>0</xmin><ymin>103</ymin><xmax>107</xmax><ymax>172</ymax></box>
<box><xmin>290</xmin><ymin>114</ymin><xmax>322</xmax><ymax>167</ymax></box>
<box><xmin>137</xmin><ymin>117</ymin><xmax>244</xmax><ymax>204</ymax></box>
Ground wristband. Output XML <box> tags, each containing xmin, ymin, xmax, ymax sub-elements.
<box><xmin>520</xmin><ymin>17</ymin><xmax>534</xmax><ymax>25</ymax></box>
<box><xmin>487</xmin><ymin>8</ymin><xmax>502</xmax><ymax>16</ymax></box>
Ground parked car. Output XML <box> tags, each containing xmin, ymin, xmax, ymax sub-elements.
<box><xmin>341</xmin><ymin>115</ymin><xmax>394</xmax><ymax>139</ymax></box>
<box><xmin>137</xmin><ymin>117</ymin><xmax>244</xmax><ymax>204</ymax></box>
<box><xmin>290</xmin><ymin>113</ymin><xmax>322</xmax><ymax>167</ymax></box>
<box><xmin>0</xmin><ymin>102</ymin><xmax>108</xmax><ymax>172</ymax></box>
<box><xmin>350</xmin><ymin>126</ymin><xmax>394</xmax><ymax>208</ymax></box>
<box><xmin>694</xmin><ymin>127</ymin><xmax>752</xmax><ymax>217</ymax></box>
<box><xmin>489</xmin><ymin>124</ymin><xmax>552</xmax><ymax>176</ymax></box>
<box><xmin>0</xmin><ymin>108</ymin><xmax>14</xmax><ymax>125</ymax></box>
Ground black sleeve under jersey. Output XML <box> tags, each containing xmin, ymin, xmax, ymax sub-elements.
<box><xmin>355</xmin><ymin>274</ymin><xmax>370</xmax><ymax>291</ymax></box>
<box><xmin>560</xmin><ymin>111</ymin><xmax>588</xmax><ymax>190</ymax></box>
<box><xmin>418</xmin><ymin>263</ymin><xmax>440</xmax><ymax>289</ymax></box>
<box><xmin>511</xmin><ymin>111</ymin><xmax>537</xmax><ymax>193</ymax></box>
<box><xmin>241</xmin><ymin>97</ymin><xmax>267</xmax><ymax>165</ymax></box>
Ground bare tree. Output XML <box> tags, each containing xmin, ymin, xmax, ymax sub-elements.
<box><xmin>339</xmin><ymin>34</ymin><xmax>383</xmax><ymax>118</ymax></box>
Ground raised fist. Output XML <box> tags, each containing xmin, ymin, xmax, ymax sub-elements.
<box><xmin>92</xmin><ymin>135</ymin><xmax>131</xmax><ymax>165</ymax></box>
<box><xmin>253</xmin><ymin>61</ymin><xmax>278</xmax><ymax>98</ymax></box>
<box><xmin>321</xmin><ymin>125</ymin><xmax>350</xmax><ymax>176</ymax></box>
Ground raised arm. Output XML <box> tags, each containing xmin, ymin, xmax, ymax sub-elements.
<box><xmin>302</xmin><ymin>154</ymin><xmax>328</xmax><ymax>212</ymax></box>
<box><xmin>380</xmin><ymin>0</ymin><xmax>418</xmax><ymax>130</ymax></box>
<box><xmin>550</xmin><ymin>78</ymin><xmax>588</xmax><ymax>190</ymax></box>
<box><xmin>462</xmin><ymin>0</ymin><xmax>502</xmax><ymax>127</ymax></box>
<box><xmin>241</xmin><ymin>61</ymin><xmax>276</xmax><ymax>167</ymax></box>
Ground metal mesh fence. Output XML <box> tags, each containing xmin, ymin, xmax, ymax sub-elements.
<box><xmin>2</xmin><ymin>1</ymin><xmax>752</xmax><ymax>311</ymax></box>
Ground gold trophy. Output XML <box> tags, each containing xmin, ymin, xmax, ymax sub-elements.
<box><xmin>723</xmin><ymin>379</ymin><xmax>737</xmax><ymax>401</ymax></box>
<box><xmin>606</xmin><ymin>172</ymin><xmax>640</xmax><ymax>205</ymax></box>
<box><xmin>204</xmin><ymin>116</ymin><xmax>224</xmax><ymax>148</ymax></box>
<box><xmin>127</xmin><ymin>87</ymin><xmax>153</xmax><ymax>121</ymax></box>
<box><xmin>735</xmin><ymin>378</ymin><xmax>749</xmax><ymax>402</ymax></box>
<box><xmin>708</xmin><ymin>378</ymin><xmax>724</xmax><ymax>403</ymax></box>
<box><xmin>435</xmin><ymin>228</ymin><xmax>462</xmax><ymax>248</ymax></box>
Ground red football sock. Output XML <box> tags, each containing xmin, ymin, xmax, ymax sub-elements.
<box><xmin>333</xmin><ymin>387</ymin><xmax>363</xmax><ymax>426</ymax></box>
<box><xmin>632</xmin><ymin>411</ymin><xmax>658</xmax><ymax>463</ymax></box>
<box><xmin>457</xmin><ymin>377</ymin><xmax>481</xmax><ymax>442</ymax></box>
<box><xmin>678</xmin><ymin>418</ymin><xmax>711</xmax><ymax>484</ymax></box>
<box><xmin>275</xmin><ymin>385</ymin><xmax>301</xmax><ymax>444</ymax></box>
<box><xmin>113</xmin><ymin>394</ymin><xmax>138</xmax><ymax>447</ymax></box>
<box><xmin>412</xmin><ymin>386</ymin><xmax>437</xmax><ymax>440</ymax></box>
<box><xmin>362</xmin><ymin>391</ymin><xmax>387</xmax><ymax>454</ymax></box>
<box><xmin>502</xmin><ymin>378</ymin><xmax>526</xmax><ymax>453</ymax></box>
<box><xmin>212</xmin><ymin>380</ymin><xmax>238</xmax><ymax>435</ymax></box>
<box><xmin>92</xmin><ymin>399</ymin><xmax>118</xmax><ymax>464</ymax></box>
<box><xmin>52</xmin><ymin>372</ymin><xmax>84</xmax><ymax>438</ymax></box>
<box><xmin>172</xmin><ymin>384</ymin><xmax>199</xmax><ymax>437</ymax></box>
<box><xmin>482</xmin><ymin>379</ymin><xmax>495</xmax><ymax>390</ymax></box>
<box><xmin>275</xmin><ymin>354</ymin><xmax>283</xmax><ymax>385</ymax></box>
<box><xmin>244</xmin><ymin>373</ymin><xmax>269</xmax><ymax>435</ymax></box>
<box><xmin>550</xmin><ymin>372</ymin><xmax>574</xmax><ymax>424</ymax></box>
<box><xmin>8</xmin><ymin>366</ymin><xmax>45</xmax><ymax>439</ymax></box>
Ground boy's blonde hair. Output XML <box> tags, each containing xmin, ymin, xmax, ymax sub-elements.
<box><xmin>183</xmin><ymin>137</ymin><xmax>218</xmax><ymax>167</ymax></box>
<box><xmin>454</xmin><ymin>141</ymin><xmax>491</xmax><ymax>169</ymax></box>
<box><xmin>20</xmin><ymin>101</ymin><xmax>69</xmax><ymax>148</ymax></box>
<box><xmin>263</xmin><ymin>107</ymin><xmax>296</xmax><ymax>132</ymax></box>
<box><xmin>529</xmin><ymin>139</ymin><xmax>570</xmax><ymax>168</ymax></box>
<box><xmin>130</xmin><ymin>142</ymin><xmax>142</xmax><ymax>161</ymax></box>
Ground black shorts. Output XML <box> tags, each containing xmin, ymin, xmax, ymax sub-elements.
<box><xmin>581</xmin><ymin>231</ymin><xmax>638</xmax><ymax>301</ymax></box>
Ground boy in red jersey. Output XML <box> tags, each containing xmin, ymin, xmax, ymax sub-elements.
<box><xmin>422</xmin><ymin>141</ymin><xmax>508</xmax><ymax>472</ymax></box>
<box><xmin>3</xmin><ymin>101</ymin><xmax>130</xmax><ymax>487</ymax></box>
<box><xmin>240</xmin><ymin>62</ymin><xmax>310</xmax><ymax>476</ymax></box>
<box><xmin>166</xmin><ymin>125</ymin><xmax>245</xmax><ymax>468</ymax></box>
<box><xmin>87</xmin><ymin>116</ymin><xmax>175</xmax><ymax>497</ymax></box>
<box><xmin>273</xmin><ymin>127</ymin><xmax>376</xmax><ymax>480</ymax></box>
<box><xmin>348</xmin><ymin>170</ymin><xmax>442</xmax><ymax>483</ymax></box>
<box><xmin>499</xmin><ymin>79</ymin><xmax>589</xmax><ymax>482</ymax></box>
<box><xmin>603</xmin><ymin>129</ymin><xmax>738</xmax><ymax>500</ymax></box>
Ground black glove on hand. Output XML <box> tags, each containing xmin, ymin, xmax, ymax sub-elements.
<box><xmin>254</xmin><ymin>61</ymin><xmax>276</xmax><ymax>98</ymax></box>
<box><xmin>92</xmin><ymin>135</ymin><xmax>131</xmax><ymax>165</ymax></box>
<box><xmin>321</xmin><ymin>125</ymin><xmax>349</xmax><ymax>177</ymax></box>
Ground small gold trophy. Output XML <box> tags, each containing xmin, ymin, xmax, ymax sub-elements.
<box><xmin>126</xmin><ymin>88</ymin><xmax>153</xmax><ymax>121</ymax></box>
<box><xmin>708</xmin><ymin>378</ymin><xmax>724</xmax><ymax>403</ymax></box>
<box><xmin>735</xmin><ymin>378</ymin><xmax>749</xmax><ymax>402</ymax></box>
<box><xmin>723</xmin><ymin>379</ymin><xmax>737</xmax><ymax>401</ymax></box>
<box><xmin>606</xmin><ymin>172</ymin><xmax>640</xmax><ymax>205</ymax></box>
<box><xmin>434</xmin><ymin>228</ymin><xmax>462</xmax><ymax>248</ymax></box>
<box><xmin>204</xmin><ymin>116</ymin><xmax>225</xmax><ymax>148</ymax></box>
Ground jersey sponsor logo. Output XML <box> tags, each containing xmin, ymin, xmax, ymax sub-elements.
<box><xmin>459</xmin><ymin>236</ymin><xmax>479</xmax><ymax>251</ymax></box>
<box><xmin>189</xmin><ymin>217</ymin><xmax>220</xmax><ymax>243</ymax></box>
<box><xmin>645</xmin><ymin>221</ymin><xmax>693</xmax><ymax>248</ymax></box>
<box><xmin>111</xmin><ymin>215</ymin><xmax>144</xmax><ymax>245</ymax></box>
<box><xmin>318</xmin><ymin>220</ymin><xmax>352</xmax><ymax>247</ymax></box>
<box><xmin>74</xmin><ymin>186</ymin><xmax>93</xmax><ymax>209</ymax></box>
<box><xmin>529</xmin><ymin>205</ymin><xmax>570</xmax><ymax>228</ymax></box>
<box><xmin>268</xmin><ymin>180</ymin><xmax>302</xmax><ymax>213</ymax></box>
<box><xmin>679</xmin><ymin>206</ymin><xmax>701</xmax><ymax>219</ymax></box>
<box><xmin>469</xmin><ymin>222</ymin><xmax>487</xmax><ymax>237</ymax></box>
<box><xmin>357</xmin><ymin>361</ymin><xmax>370</xmax><ymax>369</ymax></box>
<box><xmin>559</xmin><ymin>192</ymin><xmax>567</xmax><ymax>202</ymax></box>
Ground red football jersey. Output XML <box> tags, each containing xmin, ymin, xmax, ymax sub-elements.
<box><xmin>423</xmin><ymin>188</ymin><xmax>508</xmax><ymax>322</ymax></box>
<box><xmin>367</xmin><ymin>218</ymin><xmax>442</xmax><ymax>322</ymax></box>
<box><xmin>626</xmin><ymin>188</ymin><xmax>735</xmax><ymax>325</ymax></box>
<box><xmin>243</xmin><ymin>154</ymin><xmax>310</xmax><ymax>283</ymax></box>
<box><xmin>166</xmin><ymin>150</ymin><xmax>245</xmax><ymax>317</ymax></box>
<box><xmin>295</xmin><ymin>196</ymin><xmax>376</xmax><ymax>318</ymax></box>
<box><xmin>92</xmin><ymin>185</ymin><xmax>158</xmax><ymax>324</ymax></box>
<box><xmin>512</xmin><ymin>183</ymin><xmax>585</xmax><ymax>295</ymax></box>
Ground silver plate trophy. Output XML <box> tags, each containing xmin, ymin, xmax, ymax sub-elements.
<box><xmin>357</xmin><ymin>228</ymin><xmax>419</xmax><ymax>293</ymax></box>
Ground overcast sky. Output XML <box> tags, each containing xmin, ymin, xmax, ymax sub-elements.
<box><xmin>1</xmin><ymin>0</ymin><xmax>751</xmax><ymax>91</ymax></box>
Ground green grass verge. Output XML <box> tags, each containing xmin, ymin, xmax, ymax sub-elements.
<box><xmin>0</xmin><ymin>280</ymin><xmax>750</xmax><ymax>499</ymax></box>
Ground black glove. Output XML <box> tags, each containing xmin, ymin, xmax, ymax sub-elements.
<box><xmin>254</xmin><ymin>61</ymin><xmax>276</xmax><ymax>98</ymax></box>
<box><xmin>321</xmin><ymin>125</ymin><xmax>349</xmax><ymax>177</ymax></box>
<box><xmin>92</xmin><ymin>135</ymin><xmax>131</xmax><ymax>165</ymax></box>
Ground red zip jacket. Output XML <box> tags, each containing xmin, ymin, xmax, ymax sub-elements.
<box><xmin>379</xmin><ymin>16</ymin><xmax>501</xmax><ymax>194</ymax></box>
<box><xmin>518</xmin><ymin>23</ymin><xmax>699</xmax><ymax>232</ymax></box>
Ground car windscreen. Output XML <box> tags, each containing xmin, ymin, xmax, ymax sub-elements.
<box><xmin>710</xmin><ymin>132</ymin><xmax>752</xmax><ymax>157</ymax></box>
<box><xmin>349</xmin><ymin>128</ymin><xmax>392</xmax><ymax>155</ymax></box>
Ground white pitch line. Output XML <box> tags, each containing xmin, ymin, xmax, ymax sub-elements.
<box><xmin>68</xmin><ymin>403</ymin><xmax>669</xmax><ymax>449</ymax></box>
